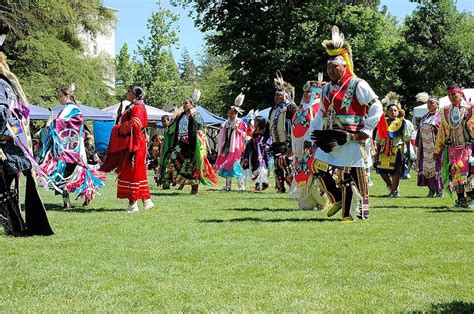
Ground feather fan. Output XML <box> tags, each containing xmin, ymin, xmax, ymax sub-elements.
<box><xmin>311</xmin><ymin>129</ymin><xmax>354</xmax><ymax>153</ymax></box>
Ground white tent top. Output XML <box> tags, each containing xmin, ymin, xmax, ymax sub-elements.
<box><xmin>102</xmin><ymin>101</ymin><xmax>172</xmax><ymax>122</ymax></box>
<box><xmin>412</xmin><ymin>88</ymin><xmax>474</xmax><ymax>119</ymax></box>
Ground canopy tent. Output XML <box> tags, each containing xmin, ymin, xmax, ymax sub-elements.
<box><xmin>195</xmin><ymin>106</ymin><xmax>225</xmax><ymax>126</ymax></box>
<box><xmin>412</xmin><ymin>88</ymin><xmax>474</xmax><ymax>119</ymax></box>
<box><xmin>28</xmin><ymin>104</ymin><xmax>51</xmax><ymax>120</ymax></box>
<box><xmin>102</xmin><ymin>101</ymin><xmax>172</xmax><ymax>122</ymax></box>
<box><xmin>167</xmin><ymin>105</ymin><xmax>225</xmax><ymax>127</ymax></box>
<box><xmin>51</xmin><ymin>104</ymin><xmax>114</xmax><ymax>120</ymax></box>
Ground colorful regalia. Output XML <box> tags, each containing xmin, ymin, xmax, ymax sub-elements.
<box><xmin>309</xmin><ymin>26</ymin><xmax>383</xmax><ymax>220</ymax></box>
<box><xmin>416</xmin><ymin>102</ymin><xmax>443</xmax><ymax>195</ymax></box>
<box><xmin>434</xmin><ymin>84</ymin><xmax>474</xmax><ymax>206</ymax></box>
<box><xmin>375</xmin><ymin>118</ymin><xmax>411</xmax><ymax>179</ymax></box>
<box><xmin>39</xmin><ymin>101</ymin><xmax>105</xmax><ymax>206</ymax></box>
<box><xmin>291</xmin><ymin>79</ymin><xmax>329</xmax><ymax>210</ymax></box>
<box><xmin>101</xmin><ymin>100</ymin><xmax>151</xmax><ymax>203</ymax></box>
<box><xmin>267</xmin><ymin>71</ymin><xmax>298</xmax><ymax>193</ymax></box>
<box><xmin>159</xmin><ymin>92</ymin><xmax>217</xmax><ymax>192</ymax></box>
<box><xmin>215</xmin><ymin>118</ymin><xmax>246</xmax><ymax>174</ymax></box>
<box><xmin>214</xmin><ymin>94</ymin><xmax>247</xmax><ymax>190</ymax></box>
<box><xmin>0</xmin><ymin>52</ymin><xmax>53</xmax><ymax>236</ymax></box>
<box><xmin>241</xmin><ymin>128</ymin><xmax>270</xmax><ymax>191</ymax></box>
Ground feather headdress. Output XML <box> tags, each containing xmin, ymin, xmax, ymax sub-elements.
<box><xmin>384</xmin><ymin>91</ymin><xmax>401</xmax><ymax>109</ymax></box>
<box><xmin>415</xmin><ymin>92</ymin><xmax>429</xmax><ymax>103</ymax></box>
<box><xmin>274</xmin><ymin>70</ymin><xmax>295</xmax><ymax>102</ymax></box>
<box><xmin>230</xmin><ymin>93</ymin><xmax>245</xmax><ymax>115</ymax></box>
<box><xmin>322</xmin><ymin>26</ymin><xmax>354</xmax><ymax>76</ymax></box>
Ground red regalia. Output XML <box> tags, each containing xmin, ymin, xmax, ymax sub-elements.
<box><xmin>321</xmin><ymin>71</ymin><xmax>367</xmax><ymax>133</ymax></box>
<box><xmin>101</xmin><ymin>100</ymin><xmax>151</xmax><ymax>202</ymax></box>
<box><xmin>291</xmin><ymin>87</ymin><xmax>321</xmax><ymax>186</ymax></box>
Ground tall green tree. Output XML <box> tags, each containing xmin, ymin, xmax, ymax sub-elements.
<box><xmin>115</xmin><ymin>43</ymin><xmax>137</xmax><ymax>96</ymax></box>
<box><xmin>174</xmin><ymin>0</ymin><xmax>400</xmax><ymax>111</ymax></box>
<box><xmin>197</xmin><ymin>47</ymin><xmax>232</xmax><ymax>115</ymax></box>
<box><xmin>132</xmin><ymin>1</ymin><xmax>182</xmax><ymax>107</ymax></box>
<box><xmin>398</xmin><ymin>0</ymin><xmax>473</xmax><ymax>109</ymax></box>
<box><xmin>178</xmin><ymin>47</ymin><xmax>197</xmax><ymax>82</ymax></box>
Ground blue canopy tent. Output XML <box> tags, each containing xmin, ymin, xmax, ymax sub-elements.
<box><xmin>28</xmin><ymin>104</ymin><xmax>52</xmax><ymax>120</ymax></box>
<box><xmin>196</xmin><ymin>106</ymin><xmax>225</xmax><ymax>126</ymax></box>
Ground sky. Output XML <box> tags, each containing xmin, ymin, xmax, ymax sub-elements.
<box><xmin>103</xmin><ymin>0</ymin><xmax>473</xmax><ymax>63</ymax></box>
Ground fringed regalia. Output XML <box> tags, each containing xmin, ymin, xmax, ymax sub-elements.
<box><xmin>101</xmin><ymin>100</ymin><xmax>151</xmax><ymax>202</ymax></box>
<box><xmin>434</xmin><ymin>98</ymin><xmax>474</xmax><ymax>206</ymax></box>
<box><xmin>268</xmin><ymin>71</ymin><xmax>298</xmax><ymax>193</ymax></box>
<box><xmin>0</xmin><ymin>58</ymin><xmax>53</xmax><ymax>236</ymax></box>
<box><xmin>291</xmin><ymin>80</ymin><xmax>330</xmax><ymax>210</ymax></box>
<box><xmin>310</xmin><ymin>26</ymin><xmax>383</xmax><ymax>220</ymax></box>
<box><xmin>214</xmin><ymin>118</ymin><xmax>247</xmax><ymax>178</ymax></box>
<box><xmin>416</xmin><ymin>110</ymin><xmax>443</xmax><ymax>191</ymax></box>
<box><xmin>39</xmin><ymin>102</ymin><xmax>105</xmax><ymax>205</ymax></box>
<box><xmin>241</xmin><ymin>130</ymin><xmax>270</xmax><ymax>190</ymax></box>
<box><xmin>160</xmin><ymin>109</ymin><xmax>217</xmax><ymax>187</ymax></box>
<box><xmin>375</xmin><ymin>118</ymin><xmax>411</xmax><ymax>175</ymax></box>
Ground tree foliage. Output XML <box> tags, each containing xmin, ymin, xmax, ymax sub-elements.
<box><xmin>175</xmin><ymin>0</ymin><xmax>472</xmax><ymax>114</ymax></box>
<box><xmin>179</xmin><ymin>47</ymin><xmax>197</xmax><ymax>82</ymax></box>
<box><xmin>196</xmin><ymin>47</ymin><xmax>232</xmax><ymax>115</ymax></box>
<box><xmin>125</xmin><ymin>2</ymin><xmax>185</xmax><ymax>108</ymax></box>
<box><xmin>173</xmin><ymin>0</ymin><xmax>400</xmax><ymax>111</ymax></box>
<box><xmin>0</xmin><ymin>0</ymin><xmax>116</xmax><ymax>108</ymax></box>
<box><xmin>399</xmin><ymin>0</ymin><xmax>473</xmax><ymax>108</ymax></box>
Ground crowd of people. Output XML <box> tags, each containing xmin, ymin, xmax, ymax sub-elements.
<box><xmin>1</xmin><ymin>26</ymin><xmax>472</xmax><ymax>237</ymax></box>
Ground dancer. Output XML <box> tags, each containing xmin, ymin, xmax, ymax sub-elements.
<box><xmin>39</xmin><ymin>85</ymin><xmax>105</xmax><ymax>208</ymax></box>
<box><xmin>0</xmin><ymin>47</ymin><xmax>53</xmax><ymax>236</ymax></box>
<box><xmin>415</xmin><ymin>93</ymin><xmax>443</xmax><ymax>197</ymax></box>
<box><xmin>101</xmin><ymin>86</ymin><xmax>153</xmax><ymax>212</ymax></box>
<box><xmin>374</xmin><ymin>92</ymin><xmax>411</xmax><ymax>197</ymax></box>
<box><xmin>159</xmin><ymin>89</ymin><xmax>217</xmax><ymax>195</ymax></box>
<box><xmin>291</xmin><ymin>77</ymin><xmax>327</xmax><ymax>209</ymax></box>
<box><xmin>214</xmin><ymin>94</ymin><xmax>247</xmax><ymax>191</ymax></box>
<box><xmin>267</xmin><ymin>71</ymin><xmax>298</xmax><ymax>193</ymax></box>
<box><xmin>434</xmin><ymin>83</ymin><xmax>474</xmax><ymax>207</ymax></box>
<box><xmin>241</xmin><ymin>116</ymin><xmax>270</xmax><ymax>191</ymax></box>
<box><xmin>310</xmin><ymin>26</ymin><xmax>383</xmax><ymax>220</ymax></box>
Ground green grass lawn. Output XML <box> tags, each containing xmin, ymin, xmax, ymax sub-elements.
<box><xmin>1</xmin><ymin>171</ymin><xmax>473</xmax><ymax>312</ymax></box>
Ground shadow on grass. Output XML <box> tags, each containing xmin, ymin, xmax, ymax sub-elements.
<box><xmin>377</xmin><ymin>205</ymin><xmax>450</xmax><ymax>209</ymax></box>
<box><xmin>371</xmin><ymin>195</ymin><xmax>429</xmax><ymax>199</ymax></box>
<box><xmin>199</xmin><ymin>217</ymin><xmax>338</xmax><ymax>223</ymax></box>
<box><xmin>427</xmin><ymin>209</ymin><xmax>473</xmax><ymax>213</ymax></box>
<box><xmin>225</xmin><ymin>207</ymin><xmax>308</xmax><ymax>212</ymax></box>
<box><xmin>150</xmin><ymin>192</ymin><xmax>182</xmax><ymax>196</ymax></box>
<box><xmin>44</xmin><ymin>203</ymin><xmax>124</xmax><ymax>213</ymax></box>
<box><xmin>411</xmin><ymin>301</ymin><xmax>474</xmax><ymax>313</ymax></box>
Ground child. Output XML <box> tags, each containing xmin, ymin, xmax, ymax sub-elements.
<box><xmin>241</xmin><ymin>116</ymin><xmax>270</xmax><ymax>192</ymax></box>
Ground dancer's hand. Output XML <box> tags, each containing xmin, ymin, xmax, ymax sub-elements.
<box><xmin>354</xmin><ymin>132</ymin><xmax>369</xmax><ymax>142</ymax></box>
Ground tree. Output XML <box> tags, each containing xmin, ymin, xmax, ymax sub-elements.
<box><xmin>132</xmin><ymin>1</ymin><xmax>182</xmax><ymax>107</ymax></box>
<box><xmin>197</xmin><ymin>47</ymin><xmax>233</xmax><ymax>115</ymax></box>
<box><xmin>14</xmin><ymin>31</ymin><xmax>115</xmax><ymax>108</ymax></box>
<box><xmin>115</xmin><ymin>43</ymin><xmax>137</xmax><ymax>96</ymax></box>
<box><xmin>173</xmin><ymin>0</ymin><xmax>400</xmax><ymax>111</ymax></box>
<box><xmin>178</xmin><ymin>47</ymin><xmax>197</xmax><ymax>82</ymax></box>
<box><xmin>398</xmin><ymin>0</ymin><xmax>473</xmax><ymax>109</ymax></box>
<box><xmin>0</xmin><ymin>0</ymin><xmax>116</xmax><ymax>108</ymax></box>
